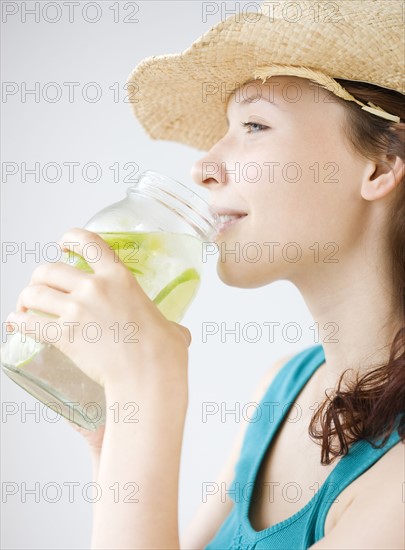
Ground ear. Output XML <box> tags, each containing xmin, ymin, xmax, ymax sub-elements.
<box><xmin>361</xmin><ymin>154</ymin><xmax>405</xmax><ymax>201</ymax></box>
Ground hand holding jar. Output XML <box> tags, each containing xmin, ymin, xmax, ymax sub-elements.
<box><xmin>2</xmin><ymin>171</ymin><xmax>219</xmax><ymax>430</ymax></box>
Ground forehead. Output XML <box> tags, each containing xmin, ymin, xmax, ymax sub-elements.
<box><xmin>226</xmin><ymin>76</ymin><xmax>322</xmax><ymax>113</ymax></box>
<box><xmin>225</xmin><ymin>77</ymin><xmax>342</xmax><ymax>128</ymax></box>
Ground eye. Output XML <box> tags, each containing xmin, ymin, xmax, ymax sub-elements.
<box><xmin>240</xmin><ymin>121</ymin><xmax>270</xmax><ymax>134</ymax></box>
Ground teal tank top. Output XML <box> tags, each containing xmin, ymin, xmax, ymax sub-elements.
<box><xmin>204</xmin><ymin>345</ymin><xmax>402</xmax><ymax>549</ymax></box>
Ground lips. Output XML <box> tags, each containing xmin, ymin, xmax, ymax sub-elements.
<box><xmin>209</xmin><ymin>206</ymin><xmax>248</xmax><ymax>235</ymax></box>
<box><xmin>211</xmin><ymin>207</ymin><xmax>247</xmax><ymax>216</ymax></box>
<box><xmin>217</xmin><ymin>213</ymin><xmax>247</xmax><ymax>224</ymax></box>
<box><xmin>213</xmin><ymin>211</ymin><xmax>248</xmax><ymax>234</ymax></box>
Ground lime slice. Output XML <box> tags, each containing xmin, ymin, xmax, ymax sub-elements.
<box><xmin>62</xmin><ymin>250</ymin><xmax>94</xmax><ymax>274</ymax></box>
<box><xmin>153</xmin><ymin>268</ymin><xmax>200</xmax><ymax>322</ymax></box>
<box><xmin>1</xmin><ymin>332</ymin><xmax>44</xmax><ymax>369</ymax></box>
<box><xmin>63</xmin><ymin>235</ymin><xmax>149</xmax><ymax>276</ymax></box>
<box><xmin>100</xmin><ymin>233</ymin><xmax>146</xmax><ymax>275</ymax></box>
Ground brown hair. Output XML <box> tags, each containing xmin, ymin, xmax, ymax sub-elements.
<box><xmin>308</xmin><ymin>80</ymin><xmax>405</xmax><ymax>465</ymax></box>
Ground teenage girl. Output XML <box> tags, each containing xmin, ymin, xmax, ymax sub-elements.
<box><xmin>7</xmin><ymin>1</ymin><xmax>404</xmax><ymax>548</ymax></box>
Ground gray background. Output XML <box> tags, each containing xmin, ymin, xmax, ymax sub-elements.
<box><xmin>2</xmin><ymin>2</ymin><xmax>320</xmax><ymax>548</ymax></box>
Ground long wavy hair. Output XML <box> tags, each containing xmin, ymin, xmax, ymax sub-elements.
<box><xmin>307</xmin><ymin>79</ymin><xmax>405</xmax><ymax>465</ymax></box>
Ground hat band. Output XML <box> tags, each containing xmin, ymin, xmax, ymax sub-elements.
<box><xmin>360</xmin><ymin>103</ymin><xmax>400</xmax><ymax>123</ymax></box>
<box><xmin>254</xmin><ymin>65</ymin><xmax>401</xmax><ymax>124</ymax></box>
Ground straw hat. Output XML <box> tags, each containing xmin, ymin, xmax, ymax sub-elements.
<box><xmin>127</xmin><ymin>0</ymin><xmax>404</xmax><ymax>151</ymax></box>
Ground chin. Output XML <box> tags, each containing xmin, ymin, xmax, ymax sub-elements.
<box><xmin>216</xmin><ymin>260</ymin><xmax>277</xmax><ymax>289</ymax></box>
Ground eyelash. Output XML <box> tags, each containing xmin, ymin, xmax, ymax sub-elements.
<box><xmin>240</xmin><ymin>121</ymin><xmax>270</xmax><ymax>134</ymax></box>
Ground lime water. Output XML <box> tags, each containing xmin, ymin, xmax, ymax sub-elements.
<box><xmin>1</xmin><ymin>232</ymin><xmax>203</xmax><ymax>429</ymax></box>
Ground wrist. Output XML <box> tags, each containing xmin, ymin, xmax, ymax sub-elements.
<box><xmin>89</xmin><ymin>445</ymin><xmax>102</xmax><ymax>460</ymax></box>
<box><xmin>103</xmin><ymin>359</ymin><xmax>188</xmax><ymax>402</ymax></box>
<box><xmin>103</xmin><ymin>370</ymin><xmax>188</xmax><ymax>427</ymax></box>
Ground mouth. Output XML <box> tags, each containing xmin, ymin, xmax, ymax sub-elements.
<box><xmin>216</xmin><ymin>212</ymin><xmax>248</xmax><ymax>235</ymax></box>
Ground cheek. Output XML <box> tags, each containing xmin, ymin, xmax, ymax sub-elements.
<box><xmin>238</xmin><ymin>150</ymin><xmax>366</xmax><ymax>256</ymax></box>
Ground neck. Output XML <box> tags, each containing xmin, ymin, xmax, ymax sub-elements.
<box><xmin>293</xmin><ymin>242</ymin><xmax>400</xmax><ymax>396</ymax></box>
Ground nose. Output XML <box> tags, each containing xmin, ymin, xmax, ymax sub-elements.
<box><xmin>190</xmin><ymin>144</ymin><xmax>227</xmax><ymax>189</ymax></box>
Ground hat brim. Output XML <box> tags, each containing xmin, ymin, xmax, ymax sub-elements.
<box><xmin>127</xmin><ymin>3</ymin><xmax>404</xmax><ymax>151</ymax></box>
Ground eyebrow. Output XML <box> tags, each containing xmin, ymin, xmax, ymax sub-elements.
<box><xmin>226</xmin><ymin>96</ymin><xmax>279</xmax><ymax>125</ymax></box>
<box><xmin>240</xmin><ymin>97</ymin><xmax>278</xmax><ymax>106</ymax></box>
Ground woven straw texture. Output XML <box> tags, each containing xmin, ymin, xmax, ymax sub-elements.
<box><xmin>127</xmin><ymin>0</ymin><xmax>405</xmax><ymax>151</ymax></box>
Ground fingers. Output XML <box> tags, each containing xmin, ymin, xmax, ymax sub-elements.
<box><xmin>16</xmin><ymin>284</ymin><xmax>68</xmax><ymax>316</ymax></box>
<box><xmin>30</xmin><ymin>261</ymin><xmax>89</xmax><ymax>293</ymax></box>
<box><xmin>58</xmin><ymin>228</ymin><xmax>149</xmax><ymax>304</ymax></box>
<box><xmin>58</xmin><ymin>228</ymin><xmax>122</xmax><ymax>274</ymax></box>
<box><xmin>5</xmin><ymin>309</ymin><xmax>58</xmax><ymax>343</ymax></box>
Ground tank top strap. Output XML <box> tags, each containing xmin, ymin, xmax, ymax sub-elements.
<box><xmin>313</xmin><ymin>418</ymin><xmax>402</xmax><ymax>540</ymax></box>
<box><xmin>232</xmin><ymin>345</ymin><xmax>325</xmax><ymax>496</ymax></box>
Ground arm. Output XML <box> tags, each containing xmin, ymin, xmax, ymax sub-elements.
<box><xmin>181</xmin><ymin>352</ymin><xmax>295</xmax><ymax>550</ymax></box>
<box><xmin>91</xmin><ymin>375</ymin><xmax>188</xmax><ymax>550</ymax></box>
<box><xmin>9</xmin><ymin>229</ymin><xmax>192</xmax><ymax>549</ymax></box>
<box><xmin>90</xmin><ymin>449</ymin><xmax>101</xmax><ymax>484</ymax></box>
<box><xmin>67</xmin><ymin>422</ymin><xmax>105</xmax><ymax>483</ymax></box>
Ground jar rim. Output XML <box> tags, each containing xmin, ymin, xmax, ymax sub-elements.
<box><xmin>127</xmin><ymin>170</ymin><xmax>220</xmax><ymax>239</ymax></box>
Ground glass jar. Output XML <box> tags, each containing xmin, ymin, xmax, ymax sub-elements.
<box><xmin>1</xmin><ymin>171</ymin><xmax>219</xmax><ymax>430</ymax></box>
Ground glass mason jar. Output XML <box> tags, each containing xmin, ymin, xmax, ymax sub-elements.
<box><xmin>1</xmin><ymin>171</ymin><xmax>219</xmax><ymax>430</ymax></box>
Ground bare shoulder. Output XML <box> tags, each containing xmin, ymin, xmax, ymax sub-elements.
<box><xmin>359</xmin><ymin>437</ymin><xmax>404</xmax><ymax>492</ymax></box>
<box><xmin>255</xmin><ymin>351</ymin><xmax>297</xmax><ymax>398</ymax></box>
<box><xmin>345</xmin><ymin>435</ymin><xmax>404</xmax><ymax>498</ymax></box>
<box><xmin>312</xmin><ymin>439</ymin><xmax>405</xmax><ymax>549</ymax></box>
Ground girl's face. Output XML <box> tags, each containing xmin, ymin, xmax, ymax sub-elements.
<box><xmin>191</xmin><ymin>76</ymin><xmax>373</xmax><ymax>288</ymax></box>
